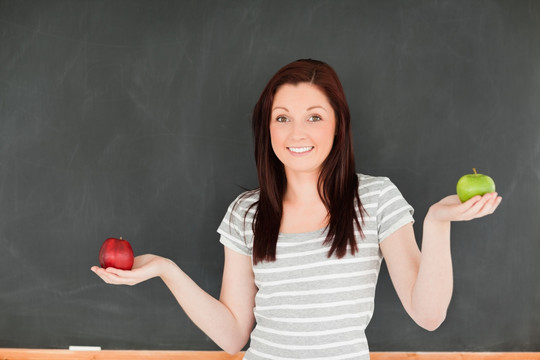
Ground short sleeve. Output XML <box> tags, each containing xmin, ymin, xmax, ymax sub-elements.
<box><xmin>217</xmin><ymin>193</ymin><xmax>256</xmax><ymax>256</ymax></box>
<box><xmin>377</xmin><ymin>178</ymin><xmax>414</xmax><ymax>243</ymax></box>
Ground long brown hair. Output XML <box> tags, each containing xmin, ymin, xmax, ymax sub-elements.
<box><xmin>251</xmin><ymin>59</ymin><xmax>364</xmax><ymax>264</ymax></box>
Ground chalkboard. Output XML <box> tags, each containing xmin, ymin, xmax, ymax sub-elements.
<box><xmin>0</xmin><ymin>0</ymin><xmax>538</xmax><ymax>352</ymax></box>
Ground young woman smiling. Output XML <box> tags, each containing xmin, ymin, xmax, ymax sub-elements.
<box><xmin>92</xmin><ymin>59</ymin><xmax>502</xmax><ymax>359</ymax></box>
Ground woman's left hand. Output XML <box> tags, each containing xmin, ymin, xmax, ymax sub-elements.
<box><xmin>427</xmin><ymin>192</ymin><xmax>502</xmax><ymax>223</ymax></box>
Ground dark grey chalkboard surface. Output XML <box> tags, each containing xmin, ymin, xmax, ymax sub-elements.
<box><xmin>1</xmin><ymin>0</ymin><xmax>538</xmax><ymax>352</ymax></box>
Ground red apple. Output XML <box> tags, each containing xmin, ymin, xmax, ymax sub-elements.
<box><xmin>98</xmin><ymin>237</ymin><xmax>134</xmax><ymax>270</ymax></box>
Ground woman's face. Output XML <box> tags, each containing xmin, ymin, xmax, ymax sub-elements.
<box><xmin>269</xmin><ymin>82</ymin><xmax>336</xmax><ymax>177</ymax></box>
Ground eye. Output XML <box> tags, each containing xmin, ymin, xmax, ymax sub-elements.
<box><xmin>276</xmin><ymin>116</ymin><xmax>289</xmax><ymax>123</ymax></box>
<box><xmin>308</xmin><ymin>115</ymin><xmax>322</xmax><ymax>122</ymax></box>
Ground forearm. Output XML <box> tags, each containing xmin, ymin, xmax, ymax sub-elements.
<box><xmin>385</xmin><ymin>194</ymin><xmax>500</xmax><ymax>331</ymax></box>
<box><xmin>411</xmin><ymin>213</ymin><xmax>453</xmax><ymax>330</ymax></box>
<box><xmin>159</xmin><ymin>258</ymin><xmax>249</xmax><ymax>353</ymax></box>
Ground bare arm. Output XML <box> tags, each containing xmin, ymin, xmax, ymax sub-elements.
<box><xmin>91</xmin><ymin>247</ymin><xmax>256</xmax><ymax>354</ymax></box>
<box><xmin>380</xmin><ymin>192</ymin><xmax>502</xmax><ymax>331</ymax></box>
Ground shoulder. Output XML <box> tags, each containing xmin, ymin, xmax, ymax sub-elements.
<box><xmin>357</xmin><ymin>173</ymin><xmax>394</xmax><ymax>193</ymax></box>
<box><xmin>356</xmin><ymin>173</ymin><xmax>411</xmax><ymax>212</ymax></box>
<box><xmin>218</xmin><ymin>189</ymin><xmax>259</xmax><ymax>255</ymax></box>
<box><xmin>223</xmin><ymin>189</ymin><xmax>260</xmax><ymax>227</ymax></box>
<box><xmin>357</xmin><ymin>174</ymin><xmax>414</xmax><ymax>242</ymax></box>
<box><xmin>229</xmin><ymin>189</ymin><xmax>259</xmax><ymax>215</ymax></box>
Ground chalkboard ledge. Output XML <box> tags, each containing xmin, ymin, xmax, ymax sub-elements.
<box><xmin>0</xmin><ymin>349</ymin><xmax>539</xmax><ymax>360</ymax></box>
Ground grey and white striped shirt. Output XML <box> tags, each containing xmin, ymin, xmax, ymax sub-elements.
<box><xmin>218</xmin><ymin>174</ymin><xmax>414</xmax><ymax>360</ymax></box>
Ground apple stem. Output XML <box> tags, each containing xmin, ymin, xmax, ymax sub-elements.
<box><xmin>473</xmin><ymin>168</ymin><xmax>477</xmax><ymax>176</ymax></box>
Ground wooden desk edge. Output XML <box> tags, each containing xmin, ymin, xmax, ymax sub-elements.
<box><xmin>0</xmin><ymin>349</ymin><xmax>539</xmax><ymax>360</ymax></box>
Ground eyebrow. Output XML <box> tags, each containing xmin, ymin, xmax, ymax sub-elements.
<box><xmin>307</xmin><ymin>106</ymin><xmax>328</xmax><ymax>112</ymax></box>
<box><xmin>271</xmin><ymin>105</ymin><xmax>329</xmax><ymax>112</ymax></box>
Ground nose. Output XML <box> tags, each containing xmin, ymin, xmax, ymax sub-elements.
<box><xmin>290</xmin><ymin>120</ymin><xmax>307</xmax><ymax>141</ymax></box>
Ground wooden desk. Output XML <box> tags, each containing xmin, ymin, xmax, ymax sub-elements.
<box><xmin>1</xmin><ymin>349</ymin><xmax>540</xmax><ymax>360</ymax></box>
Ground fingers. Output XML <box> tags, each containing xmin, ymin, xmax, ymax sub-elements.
<box><xmin>460</xmin><ymin>192</ymin><xmax>502</xmax><ymax>220</ymax></box>
<box><xmin>90</xmin><ymin>266</ymin><xmax>138</xmax><ymax>286</ymax></box>
<box><xmin>478</xmin><ymin>193</ymin><xmax>502</xmax><ymax>217</ymax></box>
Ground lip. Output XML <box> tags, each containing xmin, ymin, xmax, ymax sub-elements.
<box><xmin>287</xmin><ymin>146</ymin><xmax>314</xmax><ymax>155</ymax></box>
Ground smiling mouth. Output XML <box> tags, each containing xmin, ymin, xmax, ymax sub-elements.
<box><xmin>287</xmin><ymin>146</ymin><xmax>314</xmax><ymax>154</ymax></box>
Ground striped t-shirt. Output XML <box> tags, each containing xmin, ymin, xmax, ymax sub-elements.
<box><xmin>217</xmin><ymin>174</ymin><xmax>414</xmax><ymax>360</ymax></box>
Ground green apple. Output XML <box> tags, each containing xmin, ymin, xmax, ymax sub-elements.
<box><xmin>456</xmin><ymin>168</ymin><xmax>496</xmax><ymax>202</ymax></box>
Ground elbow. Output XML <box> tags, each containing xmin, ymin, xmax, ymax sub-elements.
<box><xmin>409</xmin><ymin>298</ymin><xmax>450</xmax><ymax>331</ymax></box>
<box><xmin>222</xmin><ymin>343</ymin><xmax>246</xmax><ymax>355</ymax></box>
<box><xmin>416</xmin><ymin>312</ymin><xmax>447</xmax><ymax>331</ymax></box>
<box><xmin>222</xmin><ymin>344</ymin><xmax>242</xmax><ymax>355</ymax></box>
<box><xmin>421</xmin><ymin>319</ymin><xmax>444</xmax><ymax>332</ymax></box>
<box><xmin>220</xmin><ymin>333</ymin><xmax>250</xmax><ymax>355</ymax></box>
<box><xmin>223</xmin><ymin>348</ymin><xmax>240</xmax><ymax>355</ymax></box>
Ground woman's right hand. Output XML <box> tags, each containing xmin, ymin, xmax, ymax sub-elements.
<box><xmin>91</xmin><ymin>254</ymin><xmax>169</xmax><ymax>286</ymax></box>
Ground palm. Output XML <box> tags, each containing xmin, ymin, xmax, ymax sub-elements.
<box><xmin>91</xmin><ymin>254</ymin><xmax>165</xmax><ymax>286</ymax></box>
<box><xmin>430</xmin><ymin>193</ymin><xmax>501</xmax><ymax>222</ymax></box>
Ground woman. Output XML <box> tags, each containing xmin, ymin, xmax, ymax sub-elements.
<box><xmin>92</xmin><ymin>59</ymin><xmax>501</xmax><ymax>359</ymax></box>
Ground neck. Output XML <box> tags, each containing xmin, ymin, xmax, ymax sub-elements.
<box><xmin>283</xmin><ymin>170</ymin><xmax>322</xmax><ymax>204</ymax></box>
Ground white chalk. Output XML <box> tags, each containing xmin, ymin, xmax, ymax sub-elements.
<box><xmin>69</xmin><ymin>345</ymin><xmax>102</xmax><ymax>351</ymax></box>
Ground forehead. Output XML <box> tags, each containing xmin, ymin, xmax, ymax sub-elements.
<box><xmin>272</xmin><ymin>83</ymin><xmax>331</xmax><ymax>109</ymax></box>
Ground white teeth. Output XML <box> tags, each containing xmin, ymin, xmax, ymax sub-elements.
<box><xmin>288</xmin><ymin>146</ymin><xmax>313</xmax><ymax>153</ymax></box>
